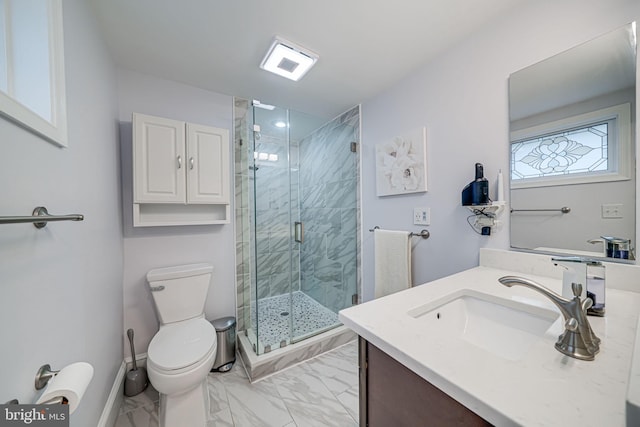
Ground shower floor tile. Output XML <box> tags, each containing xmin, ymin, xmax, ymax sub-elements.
<box><xmin>252</xmin><ymin>291</ymin><xmax>339</xmax><ymax>350</ymax></box>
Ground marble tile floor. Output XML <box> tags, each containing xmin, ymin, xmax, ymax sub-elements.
<box><xmin>114</xmin><ymin>339</ymin><xmax>358</xmax><ymax>427</ymax></box>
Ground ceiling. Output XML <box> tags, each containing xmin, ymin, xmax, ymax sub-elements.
<box><xmin>88</xmin><ymin>0</ymin><xmax>526</xmax><ymax>120</ymax></box>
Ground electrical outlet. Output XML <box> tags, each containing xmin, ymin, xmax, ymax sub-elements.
<box><xmin>413</xmin><ymin>207</ymin><xmax>430</xmax><ymax>225</ymax></box>
<box><xmin>602</xmin><ymin>203</ymin><xmax>623</xmax><ymax>219</ymax></box>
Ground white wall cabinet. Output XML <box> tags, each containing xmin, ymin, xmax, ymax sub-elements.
<box><xmin>132</xmin><ymin>113</ymin><xmax>230</xmax><ymax>226</ymax></box>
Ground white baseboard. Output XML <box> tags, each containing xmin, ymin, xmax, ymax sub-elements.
<box><xmin>96</xmin><ymin>361</ymin><xmax>126</xmax><ymax>427</ymax></box>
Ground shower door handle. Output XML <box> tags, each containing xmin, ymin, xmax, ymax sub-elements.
<box><xmin>294</xmin><ymin>221</ymin><xmax>304</xmax><ymax>243</ymax></box>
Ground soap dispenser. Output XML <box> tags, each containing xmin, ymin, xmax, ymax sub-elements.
<box><xmin>552</xmin><ymin>257</ymin><xmax>605</xmax><ymax>316</ymax></box>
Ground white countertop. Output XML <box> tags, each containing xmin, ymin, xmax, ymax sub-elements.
<box><xmin>339</xmin><ymin>265</ymin><xmax>640</xmax><ymax>426</ymax></box>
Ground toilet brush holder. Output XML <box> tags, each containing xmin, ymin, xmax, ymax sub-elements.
<box><xmin>124</xmin><ymin>328</ymin><xmax>148</xmax><ymax>397</ymax></box>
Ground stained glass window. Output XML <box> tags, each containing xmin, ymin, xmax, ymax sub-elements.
<box><xmin>510</xmin><ymin>104</ymin><xmax>631</xmax><ymax>188</ymax></box>
<box><xmin>512</xmin><ymin>122</ymin><xmax>610</xmax><ymax>181</ymax></box>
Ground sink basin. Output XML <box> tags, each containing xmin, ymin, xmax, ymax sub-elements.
<box><xmin>408</xmin><ymin>289</ymin><xmax>560</xmax><ymax>361</ymax></box>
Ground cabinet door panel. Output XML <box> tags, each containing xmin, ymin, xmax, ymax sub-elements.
<box><xmin>133</xmin><ymin>113</ymin><xmax>186</xmax><ymax>203</ymax></box>
<box><xmin>364</xmin><ymin>340</ymin><xmax>491</xmax><ymax>427</ymax></box>
<box><xmin>186</xmin><ymin>123</ymin><xmax>229</xmax><ymax>204</ymax></box>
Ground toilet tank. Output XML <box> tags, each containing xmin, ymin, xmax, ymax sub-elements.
<box><xmin>146</xmin><ymin>263</ymin><xmax>213</xmax><ymax>325</ymax></box>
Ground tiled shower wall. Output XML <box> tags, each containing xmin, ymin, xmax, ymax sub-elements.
<box><xmin>299</xmin><ymin>107</ymin><xmax>360</xmax><ymax>313</ymax></box>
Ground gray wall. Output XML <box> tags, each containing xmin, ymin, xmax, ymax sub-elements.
<box><xmin>360</xmin><ymin>0</ymin><xmax>640</xmax><ymax>301</ymax></box>
<box><xmin>0</xmin><ymin>1</ymin><xmax>122</xmax><ymax>425</ymax></box>
<box><xmin>117</xmin><ymin>69</ymin><xmax>236</xmax><ymax>360</ymax></box>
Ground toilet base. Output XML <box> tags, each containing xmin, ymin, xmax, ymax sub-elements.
<box><xmin>158</xmin><ymin>379</ymin><xmax>210</xmax><ymax>427</ymax></box>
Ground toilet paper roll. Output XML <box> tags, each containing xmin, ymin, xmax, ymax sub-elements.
<box><xmin>36</xmin><ymin>362</ymin><xmax>94</xmax><ymax>414</ymax></box>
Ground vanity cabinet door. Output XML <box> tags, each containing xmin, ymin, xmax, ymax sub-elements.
<box><xmin>186</xmin><ymin>123</ymin><xmax>229</xmax><ymax>204</ymax></box>
<box><xmin>361</xmin><ymin>338</ymin><xmax>491</xmax><ymax>427</ymax></box>
<box><xmin>133</xmin><ymin>113</ymin><xmax>186</xmax><ymax>203</ymax></box>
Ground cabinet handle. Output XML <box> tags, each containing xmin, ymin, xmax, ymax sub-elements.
<box><xmin>177</xmin><ymin>155</ymin><xmax>182</xmax><ymax>169</ymax></box>
<box><xmin>189</xmin><ymin>157</ymin><xmax>194</xmax><ymax>170</ymax></box>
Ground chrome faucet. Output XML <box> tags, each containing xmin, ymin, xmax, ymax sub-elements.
<box><xmin>498</xmin><ymin>276</ymin><xmax>601</xmax><ymax>361</ymax></box>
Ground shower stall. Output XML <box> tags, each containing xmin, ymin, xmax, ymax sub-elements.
<box><xmin>234</xmin><ymin>98</ymin><xmax>360</xmax><ymax>370</ymax></box>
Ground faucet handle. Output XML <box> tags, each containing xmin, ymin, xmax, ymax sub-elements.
<box><xmin>565</xmin><ymin>318</ymin><xmax>579</xmax><ymax>332</ymax></box>
<box><xmin>571</xmin><ymin>282</ymin><xmax>583</xmax><ymax>298</ymax></box>
<box><xmin>582</xmin><ymin>297</ymin><xmax>593</xmax><ymax>312</ymax></box>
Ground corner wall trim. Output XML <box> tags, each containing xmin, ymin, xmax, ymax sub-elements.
<box><xmin>96</xmin><ymin>361</ymin><xmax>126</xmax><ymax>427</ymax></box>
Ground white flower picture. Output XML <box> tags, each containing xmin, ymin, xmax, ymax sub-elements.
<box><xmin>375</xmin><ymin>127</ymin><xmax>427</xmax><ymax>196</ymax></box>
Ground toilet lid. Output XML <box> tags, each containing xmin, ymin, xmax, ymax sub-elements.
<box><xmin>148</xmin><ymin>319</ymin><xmax>215</xmax><ymax>371</ymax></box>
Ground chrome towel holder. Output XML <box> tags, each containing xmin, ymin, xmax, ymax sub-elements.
<box><xmin>511</xmin><ymin>206</ymin><xmax>571</xmax><ymax>214</ymax></box>
<box><xmin>369</xmin><ymin>226</ymin><xmax>430</xmax><ymax>239</ymax></box>
<box><xmin>0</xmin><ymin>206</ymin><xmax>84</xmax><ymax>228</ymax></box>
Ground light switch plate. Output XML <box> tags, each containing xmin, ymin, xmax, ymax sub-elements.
<box><xmin>413</xmin><ymin>207</ymin><xmax>430</xmax><ymax>225</ymax></box>
<box><xmin>602</xmin><ymin>203</ymin><xmax>623</xmax><ymax>218</ymax></box>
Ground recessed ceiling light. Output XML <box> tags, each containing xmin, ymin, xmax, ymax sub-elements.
<box><xmin>273</xmin><ymin>121</ymin><xmax>287</xmax><ymax>128</ymax></box>
<box><xmin>260</xmin><ymin>37</ymin><xmax>318</xmax><ymax>81</ymax></box>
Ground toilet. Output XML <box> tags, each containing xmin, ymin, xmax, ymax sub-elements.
<box><xmin>145</xmin><ymin>263</ymin><xmax>217</xmax><ymax>427</ymax></box>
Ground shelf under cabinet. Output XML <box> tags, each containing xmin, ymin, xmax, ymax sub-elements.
<box><xmin>133</xmin><ymin>203</ymin><xmax>230</xmax><ymax>227</ymax></box>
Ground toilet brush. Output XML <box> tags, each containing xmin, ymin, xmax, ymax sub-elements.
<box><xmin>124</xmin><ymin>328</ymin><xmax>148</xmax><ymax>397</ymax></box>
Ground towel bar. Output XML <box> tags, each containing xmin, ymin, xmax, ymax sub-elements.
<box><xmin>369</xmin><ymin>226</ymin><xmax>430</xmax><ymax>239</ymax></box>
<box><xmin>511</xmin><ymin>207</ymin><xmax>571</xmax><ymax>214</ymax></box>
<box><xmin>0</xmin><ymin>206</ymin><xmax>84</xmax><ymax>228</ymax></box>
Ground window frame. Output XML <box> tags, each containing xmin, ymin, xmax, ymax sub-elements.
<box><xmin>0</xmin><ymin>0</ymin><xmax>68</xmax><ymax>147</ymax></box>
<box><xmin>510</xmin><ymin>103</ymin><xmax>632</xmax><ymax>189</ymax></box>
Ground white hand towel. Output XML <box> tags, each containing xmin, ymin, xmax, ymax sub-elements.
<box><xmin>374</xmin><ymin>229</ymin><xmax>412</xmax><ymax>298</ymax></box>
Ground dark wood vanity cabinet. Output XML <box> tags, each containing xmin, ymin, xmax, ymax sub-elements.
<box><xmin>359</xmin><ymin>337</ymin><xmax>492</xmax><ymax>427</ymax></box>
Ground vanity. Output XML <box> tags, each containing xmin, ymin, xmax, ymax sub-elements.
<box><xmin>339</xmin><ymin>249</ymin><xmax>640</xmax><ymax>426</ymax></box>
<box><xmin>339</xmin><ymin>20</ymin><xmax>639</xmax><ymax>427</ymax></box>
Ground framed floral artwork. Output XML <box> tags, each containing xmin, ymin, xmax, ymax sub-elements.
<box><xmin>375</xmin><ymin>127</ymin><xmax>427</xmax><ymax>196</ymax></box>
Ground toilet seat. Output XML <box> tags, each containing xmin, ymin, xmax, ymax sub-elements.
<box><xmin>148</xmin><ymin>318</ymin><xmax>216</xmax><ymax>373</ymax></box>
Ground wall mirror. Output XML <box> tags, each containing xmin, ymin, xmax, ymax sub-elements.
<box><xmin>509</xmin><ymin>22</ymin><xmax>637</xmax><ymax>260</ymax></box>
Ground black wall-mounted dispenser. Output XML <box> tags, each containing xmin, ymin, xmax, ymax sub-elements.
<box><xmin>461</xmin><ymin>163</ymin><xmax>490</xmax><ymax>206</ymax></box>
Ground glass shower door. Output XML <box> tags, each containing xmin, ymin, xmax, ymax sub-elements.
<box><xmin>251</xmin><ymin>103</ymin><xmax>294</xmax><ymax>354</ymax></box>
<box><xmin>290</xmin><ymin>108</ymin><xmax>359</xmax><ymax>343</ymax></box>
<box><xmin>250</xmin><ymin>102</ymin><xmax>359</xmax><ymax>353</ymax></box>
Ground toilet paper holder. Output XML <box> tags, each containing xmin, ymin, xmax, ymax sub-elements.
<box><xmin>4</xmin><ymin>364</ymin><xmax>66</xmax><ymax>406</ymax></box>
<box><xmin>35</xmin><ymin>364</ymin><xmax>67</xmax><ymax>405</ymax></box>
<box><xmin>35</xmin><ymin>364</ymin><xmax>60</xmax><ymax>390</ymax></box>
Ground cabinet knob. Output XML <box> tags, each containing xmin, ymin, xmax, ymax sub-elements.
<box><xmin>177</xmin><ymin>155</ymin><xmax>182</xmax><ymax>169</ymax></box>
<box><xmin>189</xmin><ymin>157</ymin><xmax>194</xmax><ymax>170</ymax></box>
